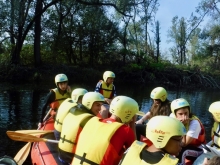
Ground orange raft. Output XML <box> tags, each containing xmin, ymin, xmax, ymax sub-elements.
<box><xmin>31</xmin><ymin>117</ymin><xmax>62</xmax><ymax>165</ymax></box>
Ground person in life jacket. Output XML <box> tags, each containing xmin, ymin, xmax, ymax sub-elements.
<box><xmin>120</xmin><ymin>116</ymin><xmax>186</xmax><ymax>165</ymax></box>
<box><xmin>208</xmin><ymin>101</ymin><xmax>220</xmax><ymax>148</ymax></box>
<box><xmin>54</xmin><ymin>88</ymin><xmax>88</xmax><ymax>140</ymax></box>
<box><xmin>58</xmin><ymin>92</ymin><xmax>105</xmax><ymax>164</ymax></box>
<box><xmin>94</xmin><ymin>71</ymin><xmax>116</xmax><ymax>119</ymax></box>
<box><xmin>71</xmin><ymin>95</ymin><xmax>145</xmax><ymax>165</ymax></box>
<box><xmin>38</xmin><ymin>74</ymin><xmax>71</xmax><ymax>128</ymax></box>
<box><xmin>135</xmin><ymin>87</ymin><xmax>171</xmax><ymax>141</ymax></box>
<box><xmin>170</xmin><ymin>98</ymin><xmax>206</xmax><ymax>165</ymax></box>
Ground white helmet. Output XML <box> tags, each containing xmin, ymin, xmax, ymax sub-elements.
<box><xmin>82</xmin><ymin>92</ymin><xmax>105</xmax><ymax>110</ymax></box>
<box><xmin>71</xmin><ymin>88</ymin><xmax>88</xmax><ymax>102</ymax></box>
<box><xmin>55</xmin><ymin>74</ymin><xmax>68</xmax><ymax>86</ymax></box>
<box><xmin>171</xmin><ymin>98</ymin><xmax>190</xmax><ymax>114</ymax></box>
<box><xmin>103</xmin><ymin>71</ymin><xmax>115</xmax><ymax>82</ymax></box>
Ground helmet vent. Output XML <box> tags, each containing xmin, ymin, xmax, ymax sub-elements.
<box><xmin>68</xmin><ymin>100</ymin><xmax>74</xmax><ymax>103</ymax></box>
<box><xmin>86</xmin><ymin>102</ymin><xmax>91</xmax><ymax>107</ymax></box>
<box><xmin>125</xmin><ymin>114</ymin><xmax>131</xmax><ymax>119</ymax></box>
<box><xmin>157</xmin><ymin>136</ymin><xmax>164</xmax><ymax>142</ymax></box>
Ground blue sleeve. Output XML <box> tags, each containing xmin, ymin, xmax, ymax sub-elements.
<box><xmin>94</xmin><ymin>81</ymin><xmax>102</xmax><ymax>93</ymax></box>
<box><xmin>113</xmin><ymin>85</ymin><xmax>117</xmax><ymax>97</ymax></box>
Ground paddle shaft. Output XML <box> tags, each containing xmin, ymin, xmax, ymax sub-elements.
<box><xmin>43</xmin><ymin>108</ymin><xmax>52</xmax><ymax>122</ymax></box>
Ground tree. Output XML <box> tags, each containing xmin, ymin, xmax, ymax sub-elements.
<box><xmin>154</xmin><ymin>20</ymin><xmax>161</xmax><ymax>63</ymax></box>
<box><xmin>0</xmin><ymin>0</ymin><xmax>137</xmax><ymax>66</ymax></box>
<box><xmin>5</xmin><ymin>0</ymin><xmax>62</xmax><ymax>65</ymax></box>
<box><xmin>34</xmin><ymin>0</ymin><xmax>43</xmax><ymax>67</ymax></box>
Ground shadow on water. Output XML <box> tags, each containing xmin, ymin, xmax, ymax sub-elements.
<box><xmin>0</xmin><ymin>82</ymin><xmax>219</xmax><ymax>163</ymax></box>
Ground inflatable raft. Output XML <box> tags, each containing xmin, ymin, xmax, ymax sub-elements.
<box><xmin>31</xmin><ymin>117</ymin><xmax>62</xmax><ymax>165</ymax></box>
<box><xmin>193</xmin><ymin>141</ymin><xmax>220</xmax><ymax>165</ymax></box>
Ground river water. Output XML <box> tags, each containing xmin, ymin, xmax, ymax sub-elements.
<box><xmin>0</xmin><ymin>82</ymin><xmax>219</xmax><ymax>163</ymax></box>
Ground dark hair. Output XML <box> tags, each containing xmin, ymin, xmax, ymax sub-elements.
<box><xmin>209</xmin><ymin>156</ymin><xmax>220</xmax><ymax>165</ymax></box>
<box><xmin>150</xmin><ymin>99</ymin><xmax>171</xmax><ymax>118</ymax></box>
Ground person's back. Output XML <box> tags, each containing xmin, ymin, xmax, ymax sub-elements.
<box><xmin>72</xmin><ymin>96</ymin><xmax>144</xmax><ymax>165</ymax></box>
<box><xmin>54</xmin><ymin>88</ymin><xmax>88</xmax><ymax>140</ymax></box>
<box><xmin>135</xmin><ymin>87</ymin><xmax>171</xmax><ymax>141</ymax></box>
<box><xmin>208</xmin><ymin>101</ymin><xmax>220</xmax><ymax>148</ymax></box>
<box><xmin>58</xmin><ymin>92</ymin><xmax>105</xmax><ymax>164</ymax></box>
<box><xmin>120</xmin><ymin>116</ymin><xmax>186</xmax><ymax>165</ymax></box>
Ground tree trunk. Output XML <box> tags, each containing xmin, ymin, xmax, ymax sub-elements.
<box><xmin>11</xmin><ymin>25</ymin><xmax>23</xmax><ymax>65</ymax></box>
<box><xmin>122</xmin><ymin>18</ymin><xmax>129</xmax><ymax>65</ymax></box>
<box><xmin>10</xmin><ymin>0</ymin><xmax>15</xmax><ymax>45</ymax></box>
<box><xmin>34</xmin><ymin>0</ymin><xmax>43</xmax><ymax>67</ymax></box>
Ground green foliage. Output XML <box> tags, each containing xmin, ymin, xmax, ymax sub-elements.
<box><xmin>123</xmin><ymin>63</ymin><xmax>143</xmax><ymax>72</ymax></box>
<box><xmin>149</xmin><ymin>62</ymin><xmax>166</xmax><ymax>71</ymax></box>
<box><xmin>0</xmin><ymin>0</ymin><xmax>220</xmax><ymax>82</ymax></box>
<box><xmin>20</xmin><ymin>44</ymin><xmax>34</xmax><ymax>65</ymax></box>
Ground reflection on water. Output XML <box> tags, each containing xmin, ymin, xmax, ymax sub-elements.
<box><xmin>0</xmin><ymin>83</ymin><xmax>219</xmax><ymax>162</ymax></box>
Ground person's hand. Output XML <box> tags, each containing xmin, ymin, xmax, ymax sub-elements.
<box><xmin>38</xmin><ymin>122</ymin><xmax>44</xmax><ymax>129</ymax></box>
<box><xmin>180</xmin><ymin>116</ymin><xmax>189</xmax><ymax>125</ymax></box>
<box><xmin>105</xmin><ymin>98</ymin><xmax>112</xmax><ymax>104</ymax></box>
<box><xmin>67</xmin><ymin>85</ymin><xmax>71</xmax><ymax>93</ymax></box>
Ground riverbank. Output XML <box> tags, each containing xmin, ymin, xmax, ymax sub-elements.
<box><xmin>1</xmin><ymin>64</ymin><xmax>220</xmax><ymax>90</ymax></box>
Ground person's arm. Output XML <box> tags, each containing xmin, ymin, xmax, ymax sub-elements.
<box><xmin>39</xmin><ymin>91</ymin><xmax>55</xmax><ymax>123</ymax></box>
<box><xmin>181</xmin><ymin>135</ymin><xmax>194</xmax><ymax>147</ymax></box>
<box><xmin>94</xmin><ymin>81</ymin><xmax>102</xmax><ymax>93</ymax></box>
<box><xmin>182</xmin><ymin>120</ymin><xmax>201</xmax><ymax>147</ymax></box>
<box><xmin>113</xmin><ymin>85</ymin><xmax>116</xmax><ymax>98</ymax></box>
<box><xmin>135</xmin><ymin>112</ymin><xmax>151</xmax><ymax>124</ymax></box>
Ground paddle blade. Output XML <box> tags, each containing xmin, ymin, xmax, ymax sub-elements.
<box><xmin>14</xmin><ymin>142</ymin><xmax>31</xmax><ymax>165</ymax></box>
<box><xmin>15</xmin><ymin>130</ymin><xmax>53</xmax><ymax>136</ymax></box>
<box><xmin>7</xmin><ymin>131</ymin><xmax>46</xmax><ymax>142</ymax></box>
<box><xmin>6</xmin><ymin>131</ymin><xmax>58</xmax><ymax>143</ymax></box>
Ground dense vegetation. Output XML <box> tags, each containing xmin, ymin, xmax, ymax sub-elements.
<box><xmin>0</xmin><ymin>0</ymin><xmax>220</xmax><ymax>89</ymax></box>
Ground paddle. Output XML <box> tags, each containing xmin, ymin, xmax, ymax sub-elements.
<box><xmin>43</xmin><ymin>108</ymin><xmax>53</xmax><ymax>122</ymax></box>
<box><xmin>7</xmin><ymin>131</ymin><xmax>58</xmax><ymax>143</ymax></box>
<box><xmin>15</xmin><ymin>130</ymin><xmax>53</xmax><ymax>136</ymax></box>
<box><xmin>14</xmin><ymin>142</ymin><xmax>31</xmax><ymax>165</ymax></box>
<box><xmin>201</xmin><ymin>144</ymin><xmax>211</xmax><ymax>152</ymax></box>
<box><xmin>13</xmin><ymin>108</ymin><xmax>53</xmax><ymax>165</ymax></box>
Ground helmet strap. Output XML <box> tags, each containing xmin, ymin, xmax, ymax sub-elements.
<box><xmin>161</xmin><ymin>148</ymin><xmax>168</xmax><ymax>154</ymax></box>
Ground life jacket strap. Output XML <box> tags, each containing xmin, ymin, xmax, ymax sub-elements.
<box><xmin>74</xmin><ymin>153</ymin><xmax>99</xmax><ymax>165</ymax></box>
